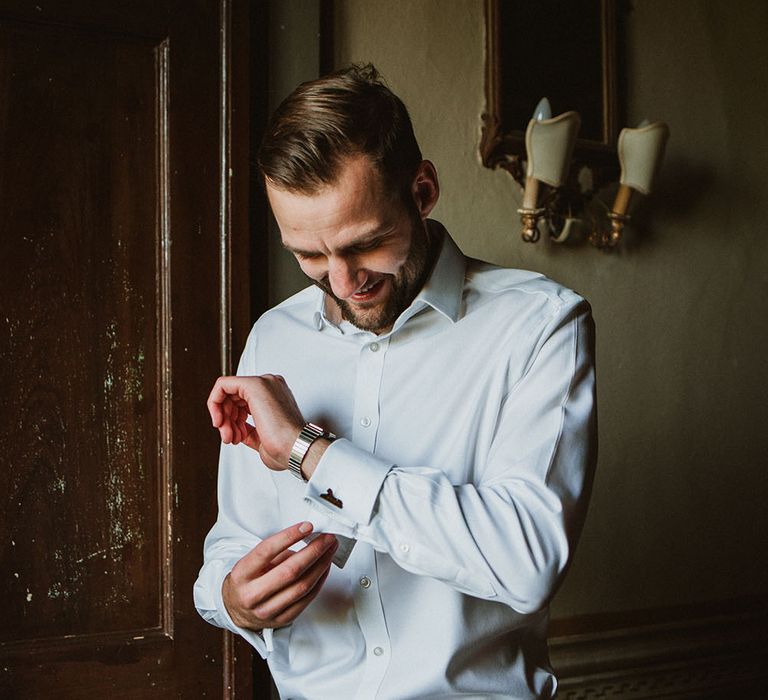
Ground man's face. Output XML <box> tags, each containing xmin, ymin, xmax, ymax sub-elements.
<box><xmin>267</xmin><ymin>155</ymin><xmax>438</xmax><ymax>335</ymax></box>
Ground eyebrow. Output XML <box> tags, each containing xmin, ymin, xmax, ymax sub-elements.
<box><xmin>282</xmin><ymin>225</ymin><xmax>395</xmax><ymax>258</ymax></box>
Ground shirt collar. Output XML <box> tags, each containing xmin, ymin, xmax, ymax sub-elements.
<box><xmin>312</xmin><ymin>219</ymin><xmax>466</xmax><ymax>334</ymax></box>
<box><xmin>411</xmin><ymin>220</ymin><xmax>465</xmax><ymax>325</ymax></box>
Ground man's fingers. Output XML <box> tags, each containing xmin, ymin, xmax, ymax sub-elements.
<box><xmin>250</xmin><ymin>539</ymin><xmax>337</xmax><ymax>622</ymax></box>
<box><xmin>208</xmin><ymin>376</ymin><xmax>250</xmax><ymax>427</ymax></box>
<box><xmin>234</xmin><ymin>522</ymin><xmax>317</xmax><ymax>578</ymax></box>
<box><xmin>223</xmin><ymin>526</ymin><xmax>337</xmax><ymax>631</ymax></box>
<box><xmin>207</xmin><ymin>378</ymin><xmax>259</xmax><ymax>441</ymax></box>
<box><xmin>209</xmin><ymin>399</ymin><xmax>224</xmax><ymax>428</ymax></box>
<box><xmin>270</xmin><ymin>564</ymin><xmax>333</xmax><ymax>628</ymax></box>
<box><xmin>208</xmin><ymin>376</ymin><xmax>253</xmax><ymax>410</ymax></box>
<box><xmin>250</xmin><ymin>534</ymin><xmax>337</xmax><ymax>602</ymax></box>
<box><xmin>269</xmin><ymin>549</ymin><xmax>295</xmax><ymax>568</ymax></box>
<box><xmin>209</xmin><ymin>392</ymin><xmax>249</xmax><ymax>444</ymax></box>
<box><xmin>220</xmin><ymin>420</ymin><xmax>234</xmax><ymax>444</ymax></box>
<box><xmin>242</xmin><ymin>422</ymin><xmax>260</xmax><ymax>451</ymax></box>
<box><xmin>231</xmin><ymin>419</ymin><xmax>243</xmax><ymax>445</ymax></box>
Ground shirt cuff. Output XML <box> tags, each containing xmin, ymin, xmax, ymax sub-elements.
<box><xmin>194</xmin><ymin>558</ymin><xmax>273</xmax><ymax>658</ymax></box>
<box><xmin>305</xmin><ymin>438</ymin><xmax>392</xmax><ymax>527</ymax></box>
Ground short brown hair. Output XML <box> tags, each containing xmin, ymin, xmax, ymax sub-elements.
<box><xmin>258</xmin><ymin>63</ymin><xmax>422</xmax><ymax>200</ymax></box>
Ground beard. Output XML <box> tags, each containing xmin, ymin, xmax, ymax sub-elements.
<box><xmin>313</xmin><ymin>212</ymin><xmax>439</xmax><ymax>334</ymax></box>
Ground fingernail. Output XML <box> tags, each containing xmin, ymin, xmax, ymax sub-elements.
<box><xmin>325</xmin><ymin>534</ymin><xmax>338</xmax><ymax>548</ymax></box>
<box><xmin>299</xmin><ymin>521</ymin><xmax>313</xmax><ymax>534</ymax></box>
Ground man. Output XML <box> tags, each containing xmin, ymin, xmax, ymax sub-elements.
<box><xmin>194</xmin><ymin>64</ymin><xmax>596</xmax><ymax>699</ymax></box>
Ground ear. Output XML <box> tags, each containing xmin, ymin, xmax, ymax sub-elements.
<box><xmin>411</xmin><ymin>160</ymin><xmax>440</xmax><ymax>220</ymax></box>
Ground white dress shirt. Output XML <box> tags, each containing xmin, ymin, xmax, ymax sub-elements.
<box><xmin>194</xmin><ymin>222</ymin><xmax>597</xmax><ymax>699</ymax></box>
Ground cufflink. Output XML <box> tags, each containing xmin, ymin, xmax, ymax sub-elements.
<box><xmin>319</xmin><ymin>488</ymin><xmax>343</xmax><ymax>509</ymax></box>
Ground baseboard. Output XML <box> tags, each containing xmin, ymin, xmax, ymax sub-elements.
<box><xmin>549</xmin><ymin>604</ymin><xmax>768</xmax><ymax>698</ymax></box>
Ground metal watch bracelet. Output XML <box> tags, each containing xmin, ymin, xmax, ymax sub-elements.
<box><xmin>288</xmin><ymin>423</ymin><xmax>336</xmax><ymax>481</ymax></box>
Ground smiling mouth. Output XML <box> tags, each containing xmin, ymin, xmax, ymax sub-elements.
<box><xmin>350</xmin><ymin>278</ymin><xmax>385</xmax><ymax>303</ymax></box>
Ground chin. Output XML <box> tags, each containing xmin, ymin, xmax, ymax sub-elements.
<box><xmin>345</xmin><ymin>309</ymin><xmax>387</xmax><ymax>332</ymax></box>
<box><xmin>341</xmin><ymin>298</ymin><xmax>394</xmax><ymax>332</ymax></box>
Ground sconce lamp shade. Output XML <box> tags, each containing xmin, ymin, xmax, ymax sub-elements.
<box><xmin>618</xmin><ymin>121</ymin><xmax>670</xmax><ymax>195</ymax></box>
<box><xmin>525</xmin><ymin>111</ymin><xmax>581</xmax><ymax>188</ymax></box>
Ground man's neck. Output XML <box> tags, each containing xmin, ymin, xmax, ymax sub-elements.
<box><xmin>324</xmin><ymin>295</ymin><xmax>343</xmax><ymax>326</ymax></box>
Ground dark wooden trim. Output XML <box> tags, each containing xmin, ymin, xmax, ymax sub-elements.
<box><xmin>550</xmin><ymin>597</ymin><xmax>768</xmax><ymax>696</ymax></box>
<box><xmin>0</xmin><ymin>12</ymin><xmax>165</xmax><ymax>43</ymax></box>
<box><xmin>246</xmin><ymin>3</ymin><xmax>271</xmax><ymax>695</ymax></box>
<box><xmin>600</xmin><ymin>0</ymin><xmax>619</xmax><ymax>146</ymax></box>
<box><xmin>550</xmin><ymin>595</ymin><xmax>768</xmax><ymax>637</ymax></box>
<box><xmin>248</xmin><ymin>0</ymin><xmax>270</xmax><ymax>328</ymax></box>
<box><xmin>219</xmin><ymin>0</ymin><xmax>233</xmax><ymax>376</ymax></box>
<box><xmin>319</xmin><ymin>0</ymin><xmax>335</xmax><ymax>75</ymax></box>
<box><xmin>221</xmin><ymin>0</ymin><xmax>258</xmax><ymax>696</ymax></box>
<box><xmin>556</xmin><ymin>654</ymin><xmax>768</xmax><ymax>699</ymax></box>
<box><xmin>218</xmin><ymin>1</ymin><xmax>239</xmax><ymax>697</ymax></box>
<box><xmin>156</xmin><ymin>35</ymin><xmax>174</xmax><ymax>643</ymax></box>
<box><xmin>0</xmin><ymin>628</ymin><xmax>170</xmax><ymax>659</ymax></box>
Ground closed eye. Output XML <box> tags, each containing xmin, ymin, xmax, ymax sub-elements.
<box><xmin>295</xmin><ymin>251</ymin><xmax>324</xmax><ymax>260</ymax></box>
<box><xmin>344</xmin><ymin>236</ymin><xmax>387</xmax><ymax>255</ymax></box>
<box><xmin>357</xmin><ymin>241</ymin><xmax>380</xmax><ymax>252</ymax></box>
<box><xmin>285</xmin><ymin>230</ymin><xmax>391</xmax><ymax>259</ymax></box>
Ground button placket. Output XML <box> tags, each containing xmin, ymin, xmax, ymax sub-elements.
<box><xmin>352</xmin><ymin>548</ymin><xmax>390</xmax><ymax>695</ymax></box>
<box><xmin>351</xmin><ymin>336</ymin><xmax>389</xmax><ymax>450</ymax></box>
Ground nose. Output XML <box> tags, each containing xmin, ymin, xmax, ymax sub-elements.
<box><xmin>327</xmin><ymin>256</ymin><xmax>365</xmax><ymax>299</ymax></box>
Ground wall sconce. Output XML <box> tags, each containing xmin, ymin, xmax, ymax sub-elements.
<box><xmin>516</xmin><ymin>98</ymin><xmax>670</xmax><ymax>248</ymax></box>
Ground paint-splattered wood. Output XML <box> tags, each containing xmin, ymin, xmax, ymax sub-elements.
<box><xmin>0</xmin><ymin>21</ymin><xmax>160</xmax><ymax>642</ymax></box>
<box><xmin>0</xmin><ymin>1</ymin><xmax>257</xmax><ymax>696</ymax></box>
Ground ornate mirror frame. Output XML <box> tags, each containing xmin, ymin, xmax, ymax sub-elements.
<box><xmin>480</xmin><ymin>0</ymin><xmax>622</xmax><ymax>193</ymax></box>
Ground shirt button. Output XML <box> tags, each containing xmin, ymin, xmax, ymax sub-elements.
<box><xmin>360</xmin><ymin>416</ymin><xmax>372</xmax><ymax>428</ymax></box>
<box><xmin>399</xmin><ymin>543</ymin><xmax>410</xmax><ymax>553</ymax></box>
<box><xmin>369</xmin><ymin>342</ymin><xmax>379</xmax><ymax>352</ymax></box>
<box><xmin>359</xmin><ymin>576</ymin><xmax>371</xmax><ymax>589</ymax></box>
<box><xmin>373</xmin><ymin>646</ymin><xmax>384</xmax><ymax>656</ymax></box>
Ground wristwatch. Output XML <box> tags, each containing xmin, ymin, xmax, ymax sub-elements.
<box><xmin>288</xmin><ymin>422</ymin><xmax>336</xmax><ymax>481</ymax></box>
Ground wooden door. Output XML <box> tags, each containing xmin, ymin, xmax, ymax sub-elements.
<box><xmin>0</xmin><ymin>1</ymin><xmax>258</xmax><ymax>696</ymax></box>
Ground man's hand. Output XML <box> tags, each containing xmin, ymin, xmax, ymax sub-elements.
<box><xmin>223</xmin><ymin>521</ymin><xmax>338</xmax><ymax>631</ymax></box>
<box><xmin>207</xmin><ymin>374</ymin><xmax>304</xmax><ymax>471</ymax></box>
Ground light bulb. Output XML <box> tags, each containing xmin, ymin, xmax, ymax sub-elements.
<box><xmin>532</xmin><ymin>97</ymin><xmax>552</xmax><ymax>121</ymax></box>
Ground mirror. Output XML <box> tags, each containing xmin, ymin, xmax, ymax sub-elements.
<box><xmin>481</xmin><ymin>0</ymin><xmax>623</xmax><ymax>189</ymax></box>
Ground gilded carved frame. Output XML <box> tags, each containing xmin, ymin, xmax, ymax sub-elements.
<box><xmin>480</xmin><ymin>0</ymin><xmax>621</xmax><ymax>192</ymax></box>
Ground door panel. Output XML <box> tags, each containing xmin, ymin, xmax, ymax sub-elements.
<box><xmin>1</xmin><ymin>16</ymin><xmax>163</xmax><ymax>646</ymax></box>
<box><xmin>0</xmin><ymin>1</ymin><xmax>255</xmax><ymax>696</ymax></box>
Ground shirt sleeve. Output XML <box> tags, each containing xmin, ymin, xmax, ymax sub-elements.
<box><xmin>192</xmin><ymin>440</ymin><xmax>279</xmax><ymax>658</ymax></box>
<box><xmin>193</xmin><ymin>328</ymin><xmax>278</xmax><ymax>658</ymax></box>
<box><xmin>304</xmin><ymin>297</ymin><xmax>597</xmax><ymax>615</ymax></box>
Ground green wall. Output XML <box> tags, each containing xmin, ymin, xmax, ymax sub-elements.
<box><xmin>271</xmin><ymin>0</ymin><xmax>768</xmax><ymax>622</ymax></box>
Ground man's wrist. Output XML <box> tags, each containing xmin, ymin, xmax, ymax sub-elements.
<box><xmin>288</xmin><ymin>423</ymin><xmax>335</xmax><ymax>480</ymax></box>
<box><xmin>299</xmin><ymin>437</ymin><xmax>333</xmax><ymax>480</ymax></box>
<box><xmin>222</xmin><ymin>572</ymin><xmax>249</xmax><ymax>629</ymax></box>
